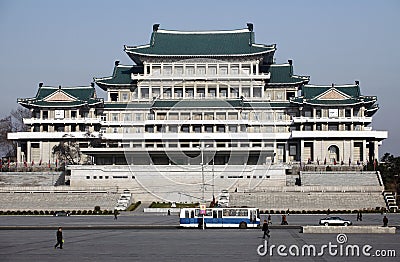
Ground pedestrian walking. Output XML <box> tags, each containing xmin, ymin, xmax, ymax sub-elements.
<box><xmin>262</xmin><ymin>220</ymin><xmax>270</xmax><ymax>239</ymax></box>
<box><xmin>281</xmin><ymin>214</ymin><xmax>288</xmax><ymax>225</ymax></box>
<box><xmin>359</xmin><ymin>212</ymin><xmax>362</xmax><ymax>221</ymax></box>
<box><xmin>267</xmin><ymin>214</ymin><xmax>272</xmax><ymax>224</ymax></box>
<box><xmin>114</xmin><ymin>209</ymin><xmax>119</xmax><ymax>220</ymax></box>
<box><xmin>383</xmin><ymin>216</ymin><xmax>388</xmax><ymax>227</ymax></box>
<box><xmin>54</xmin><ymin>227</ymin><xmax>63</xmax><ymax>249</ymax></box>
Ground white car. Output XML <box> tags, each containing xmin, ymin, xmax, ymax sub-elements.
<box><xmin>114</xmin><ymin>204</ymin><xmax>127</xmax><ymax>211</ymax></box>
<box><xmin>319</xmin><ymin>216</ymin><xmax>352</xmax><ymax>226</ymax></box>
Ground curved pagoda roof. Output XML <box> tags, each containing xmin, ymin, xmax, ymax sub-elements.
<box><xmin>262</xmin><ymin>63</ymin><xmax>310</xmax><ymax>86</ymax></box>
<box><xmin>18</xmin><ymin>84</ymin><xmax>103</xmax><ymax>108</ymax></box>
<box><xmin>290</xmin><ymin>83</ymin><xmax>378</xmax><ymax>111</ymax></box>
<box><xmin>124</xmin><ymin>26</ymin><xmax>276</xmax><ymax>63</ymax></box>
<box><xmin>94</xmin><ymin>63</ymin><xmax>143</xmax><ymax>90</ymax></box>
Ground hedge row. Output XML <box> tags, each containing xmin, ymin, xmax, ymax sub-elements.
<box><xmin>259</xmin><ymin>208</ymin><xmax>389</xmax><ymax>215</ymax></box>
<box><xmin>0</xmin><ymin>210</ymin><xmax>114</xmax><ymax>216</ymax></box>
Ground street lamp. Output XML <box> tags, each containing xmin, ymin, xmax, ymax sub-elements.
<box><xmin>197</xmin><ymin>144</ymin><xmax>209</xmax><ymax>230</ymax></box>
<box><xmin>198</xmin><ymin>144</ymin><xmax>210</xmax><ymax>203</ymax></box>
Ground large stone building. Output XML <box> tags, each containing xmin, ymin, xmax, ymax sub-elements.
<box><xmin>8</xmin><ymin>24</ymin><xmax>387</xmax><ymax>202</ymax></box>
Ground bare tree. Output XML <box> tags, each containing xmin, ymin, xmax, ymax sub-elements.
<box><xmin>0</xmin><ymin>116</ymin><xmax>14</xmax><ymax>157</ymax></box>
<box><xmin>0</xmin><ymin>107</ymin><xmax>30</xmax><ymax>157</ymax></box>
<box><xmin>52</xmin><ymin>140</ymin><xmax>82</xmax><ymax>165</ymax></box>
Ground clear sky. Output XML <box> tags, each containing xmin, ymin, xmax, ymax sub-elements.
<box><xmin>0</xmin><ymin>0</ymin><xmax>399</xmax><ymax>156</ymax></box>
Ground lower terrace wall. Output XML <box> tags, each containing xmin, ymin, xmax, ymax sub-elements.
<box><xmin>68</xmin><ymin>164</ymin><xmax>287</xmax><ymax>202</ymax></box>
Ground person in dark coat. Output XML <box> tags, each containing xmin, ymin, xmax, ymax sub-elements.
<box><xmin>383</xmin><ymin>216</ymin><xmax>388</xmax><ymax>227</ymax></box>
<box><xmin>262</xmin><ymin>220</ymin><xmax>270</xmax><ymax>239</ymax></box>
<box><xmin>54</xmin><ymin>227</ymin><xmax>63</xmax><ymax>249</ymax></box>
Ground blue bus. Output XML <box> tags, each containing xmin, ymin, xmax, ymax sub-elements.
<box><xmin>179</xmin><ymin>207</ymin><xmax>260</xmax><ymax>229</ymax></box>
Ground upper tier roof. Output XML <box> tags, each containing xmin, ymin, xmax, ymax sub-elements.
<box><xmin>94</xmin><ymin>64</ymin><xmax>143</xmax><ymax>90</ymax></box>
<box><xmin>291</xmin><ymin>84</ymin><xmax>378</xmax><ymax>108</ymax></box>
<box><xmin>263</xmin><ymin>63</ymin><xmax>310</xmax><ymax>85</ymax></box>
<box><xmin>124</xmin><ymin>27</ymin><xmax>276</xmax><ymax>61</ymax></box>
<box><xmin>18</xmin><ymin>85</ymin><xmax>103</xmax><ymax>108</ymax></box>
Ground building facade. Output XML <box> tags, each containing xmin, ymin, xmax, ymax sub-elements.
<box><xmin>8</xmin><ymin>24</ymin><xmax>387</xmax><ymax>201</ymax></box>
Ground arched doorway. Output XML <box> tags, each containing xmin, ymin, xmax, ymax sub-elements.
<box><xmin>327</xmin><ymin>145</ymin><xmax>339</xmax><ymax>164</ymax></box>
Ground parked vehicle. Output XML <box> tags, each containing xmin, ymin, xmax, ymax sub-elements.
<box><xmin>53</xmin><ymin>211</ymin><xmax>70</xmax><ymax>217</ymax></box>
<box><xmin>319</xmin><ymin>216</ymin><xmax>352</xmax><ymax>226</ymax></box>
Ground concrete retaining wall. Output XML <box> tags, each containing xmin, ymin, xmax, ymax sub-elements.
<box><xmin>143</xmin><ymin>208</ymin><xmax>180</xmax><ymax>213</ymax></box>
<box><xmin>303</xmin><ymin>226</ymin><xmax>396</xmax><ymax>234</ymax></box>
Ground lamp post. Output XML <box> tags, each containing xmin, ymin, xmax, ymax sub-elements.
<box><xmin>198</xmin><ymin>144</ymin><xmax>209</xmax><ymax>230</ymax></box>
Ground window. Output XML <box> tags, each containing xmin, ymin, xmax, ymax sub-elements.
<box><xmin>219</xmin><ymin>66</ymin><xmax>228</xmax><ymax>75</ymax></box>
<box><xmin>181</xmin><ymin>125</ymin><xmax>189</xmax><ymax>133</ymax></box>
<box><xmin>217</xmin><ymin>112</ymin><xmax>226</xmax><ymax>120</ymax></box>
<box><xmin>169</xmin><ymin>125</ymin><xmax>178</xmax><ymax>133</ymax></box>
<box><xmin>186</xmin><ymin>66</ymin><xmax>194</xmax><ymax>75</ymax></box>
<box><xmin>174</xmin><ymin>67</ymin><xmax>183</xmax><ymax>75</ymax></box>
<box><xmin>304</xmin><ymin>110</ymin><xmax>312</xmax><ymax>117</ymax></box>
<box><xmin>197</xmin><ymin>88</ymin><xmax>205</xmax><ymax>98</ymax></box>
<box><xmin>152</xmin><ymin>66</ymin><xmax>161</xmax><ymax>76</ymax></box>
<box><xmin>304</xmin><ymin>124</ymin><xmax>312</xmax><ymax>131</ymax></box>
<box><xmin>186</xmin><ymin>88</ymin><xmax>194</xmax><ymax>98</ymax></box>
<box><xmin>265</xmin><ymin>112</ymin><xmax>273</xmax><ymax>120</ymax></box>
<box><xmin>242</xmin><ymin>87</ymin><xmax>250</xmax><ymax>97</ymax></box>
<box><xmin>135</xmin><ymin>113</ymin><xmax>143</xmax><ymax>121</ymax></box>
<box><xmin>253</xmin><ymin>87</ymin><xmax>262</xmax><ymax>98</ymax></box>
<box><xmin>230</xmin><ymin>88</ymin><xmax>239</xmax><ymax>98</ymax></box>
<box><xmin>141</xmin><ymin>88</ymin><xmax>149</xmax><ymax>99</ymax></box>
<box><xmin>42</xmin><ymin>111</ymin><xmax>48</xmax><ymax>119</ymax></box>
<box><xmin>205</xmin><ymin>126</ymin><xmax>213</xmax><ymax>133</ymax></box>
<box><xmin>111</xmin><ymin>113</ymin><xmax>119</xmax><ymax>121</ymax></box>
<box><xmin>121</xmin><ymin>92</ymin><xmax>129</xmax><ymax>101</ymax></box>
<box><xmin>152</xmin><ymin>88</ymin><xmax>160</xmax><ymax>98</ymax></box>
<box><xmin>286</xmin><ymin>91</ymin><xmax>296</xmax><ymax>100</ymax></box>
<box><xmin>227</xmin><ymin>112</ymin><xmax>237</xmax><ymax>120</ymax></box>
<box><xmin>110</xmin><ymin>93</ymin><xmax>118</xmax><ymax>102</ymax></box>
<box><xmin>231</xmin><ymin>66</ymin><xmax>239</xmax><ymax>75</ymax></box>
<box><xmin>208</xmin><ymin>88</ymin><xmax>216</xmax><ymax>98</ymax></box>
<box><xmin>71</xmin><ymin>111</ymin><xmax>77</xmax><ymax>119</ymax></box>
<box><xmin>328</xmin><ymin>124</ymin><xmax>338</xmax><ymax>131</ymax></box>
<box><xmin>164</xmin><ymin>66</ymin><xmax>172</xmax><ymax>75</ymax></box>
<box><xmin>345</xmin><ymin>109</ymin><xmax>351</xmax><ymax>117</ymax></box>
<box><xmin>174</xmin><ymin>88</ymin><xmax>183</xmax><ymax>98</ymax></box>
<box><xmin>123</xmin><ymin>113</ymin><xmax>131</xmax><ymax>122</ymax></box>
<box><xmin>219</xmin><ymin>88</ymin><xmax>227</xmax><ymax>98</ymax></box>
<box><xmin>276</xmin><ymin>112</ymin><xmax>285</xmax><ymax>121</ymax></box>
<box><xmin>217</xmin><ymin>126</ymin><xmax>225</xmax><ymax>133</ymax></box>
<box><xmin>208</xmin><ymin>66</ymin><xmax>217</xmax><ymax>75</ymax></box>
<box><xmin>229</xmin><ymin>125</ymin><xmax>237</xmax><ymax>132</ymax></box>
<box><xmin>276</xmin><ymin>91</ymin><xmax>284</xmax><ymax>100</ymax></box>
<box><xmin>145</xmin><ymin>126</ymin><xmax>154</xmax><ymax>133</ymax></box>
<box><xmin>316</xmin><ymin>109</ymin><xmax>322</xmax><ymax>118</ymax></box>
<box><xmin>241</xmin><ymin>112</ymin><xmax>249</xmax><ymax>120</ymax></box>
<box><xmin>193</xmin><ymin>125</ymin><xmax>201</xmax><ymax>133</ymax></box>
<box><xmin>197</xmin><ymin>66</ymin><xmax>205</xmax><ymax>75</ymax></box>
<box><xmin>147</xmin><ymin>113</ymin><xmax>155</xmax><ymax>120</ymax></box>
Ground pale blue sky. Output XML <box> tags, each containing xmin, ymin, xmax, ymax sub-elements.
<box><xmin>0</xmin><ymin>0</ymin><xmax>399</xmax><ymax>156</ymax></box>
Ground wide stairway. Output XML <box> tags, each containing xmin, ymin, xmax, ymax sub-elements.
<box><xmin>230</xmin><ymin>171</ymin><xmax>386</xmax><ymax>211</ymax></box>
<box><xmin>0</xmin><ymin>192</ymin><xmax>120</xmax><ymax>211</ymax></box>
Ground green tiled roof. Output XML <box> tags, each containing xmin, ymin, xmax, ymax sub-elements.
<box><xmin>302</xmin><ymin>84</ymin><xmax>360</xmax><ymax>99</ymax></box>
<box><xmin>263</xmin><ymin>64</ymin><xmax>309</xmax><ymax>85</ymax></box>
<box><xmin>291</xmin><ymin>84</ymin><xmax>377</xmax><ymax>106</ymax></box>
<box><xmin>124</xmin><ymin>28</ymin><xmax>275</xmax><ymax>58</ymax></box>
<box><xmin>94</xmin><ymin>65</ymin><xmax>143</xmax><ymax>90</ymax></box>
<box><xmin>18</xmin><ymin>86</ymin><xmax>103</xmax><ymax>108</ymax></box>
